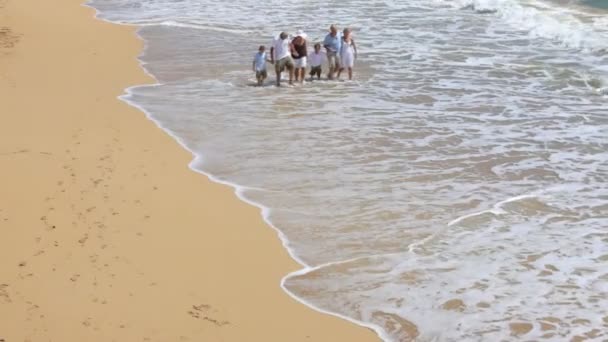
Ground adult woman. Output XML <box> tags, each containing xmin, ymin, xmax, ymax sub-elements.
<box><xmin>338</xmin><ymin>28</ymin><xmax>357</xmax><ymax>80</ymax></box>
<box><xmin>291</xmin><ymin>30</ymin><xmax>308</xmax><ymax>83</ymax></box>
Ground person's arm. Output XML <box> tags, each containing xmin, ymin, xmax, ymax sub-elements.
<box><xmin>353</xmin><ymin>39</ymin><xmax>358</xmax><ymax>60</ymax></box>
<box><xmin>290</xmin><ymin>42</ymin><xmax>298</xmax><ymax>57</ymax></box>
<box><xmin>252</xmin><ymin>59</ymin><xmax>256</xmax><ymax>72</ymax></box>
<box><xmin>323</xmin><ymin>35</ymin><xmax>331</xmax><ymax>51</ymax></box>
<box><xmin>270</xmin><ymin>47</ymin><xmax>275</xmax><ymax>64</ymax></box>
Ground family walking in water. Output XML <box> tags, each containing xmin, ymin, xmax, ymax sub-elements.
<box><xmin>252</xmin><ymin>25</ymin><xmax>358</xmax><ymax>87</ymax></box>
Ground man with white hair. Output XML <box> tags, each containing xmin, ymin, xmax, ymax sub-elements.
<box><xmin>323</xmin><ymin>24</ymin><xmax>342</xmax><ymax>80</ymax></box>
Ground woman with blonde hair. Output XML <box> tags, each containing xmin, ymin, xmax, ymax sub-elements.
<box><xmin>338</xmin><ymin>28</ymin><xmax>357</xmax><ymax>80</ymax></box>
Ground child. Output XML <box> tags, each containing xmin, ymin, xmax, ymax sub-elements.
<box><xmin>308</xmin><ymin>43</ymin><xmax>325</xmax><ymax>81</ymax></box>
<box><xmin>252</xmin><ymin>45</ymin><xmax>270</xmax><ymax>86</ymax></box>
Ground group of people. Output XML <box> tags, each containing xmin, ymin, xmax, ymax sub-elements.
<box><xmin>252</xmin><ymin>25</ymin><xmax>358</xmax><ymax>87</ymax></box>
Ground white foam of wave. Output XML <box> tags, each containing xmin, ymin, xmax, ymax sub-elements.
<box><xmin>448</xmin><ymin>193</ymin><xmax>538</xmax><ymax>226</ymax></box>
<box><xmin>410</xmin><ymin>192</ymin><xmax>543</xmax><ymax>256</ymax></box>
<box><xmin>448</xmin><ymin>0</ymin><xmax>608</xmax><ymax>52</ymax></box>
<box><xmin>135</xmin><ymin>20</ymin><xmax>255</xmax><ymax>34</ymax></box>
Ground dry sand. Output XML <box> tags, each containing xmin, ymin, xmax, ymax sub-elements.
<box><xmin>0</xmin><ymin>0</ymin><xmax>379</xmax><ymax>340</ymax></box>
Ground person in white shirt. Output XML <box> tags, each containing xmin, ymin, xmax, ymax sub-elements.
<box><xmin>270</xmin><ymin>32</ymin><xmax>296</xmax><ymax>86</ymax></box>
<box><xmin>308</xmin><ymin>43</ymin><xmax>325</xmax><ymax>81</ymax></box>
<box><xmin>252</xmin><ymin>45</ymin><xmax>270</xmax><ymax>86</ymax></box>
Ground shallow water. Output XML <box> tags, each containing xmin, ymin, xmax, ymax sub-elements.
<box><xmin>89</xmin><ymin>0</ymin><xmax>608</xmax><ymax>340</ymax></box>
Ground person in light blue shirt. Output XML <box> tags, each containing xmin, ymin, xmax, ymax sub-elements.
<box><xmin>252</xmin><ymin>45</ymin><xmax>271</xmax><ymax>86</ymax></box>
<box><xmin>323</xmin><ymin>25</ymin><xmax>342</xmax><ymax>79</ymax></box>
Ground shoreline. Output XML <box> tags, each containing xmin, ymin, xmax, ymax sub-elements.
<box><xmin>0</xmin><ymin>0</ymin><xmax>379</xmax><ymax>341</ymax></box>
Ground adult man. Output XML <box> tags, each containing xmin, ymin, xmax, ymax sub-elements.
<box><xmin>323</xmin><ymin>25</ymin><xmax>342</xmax><ymax>80</ymax></box>
<box><xmin>270</xmin><ymin>32</ymin><xmax>296</xmax><ymax>86</ymax></box>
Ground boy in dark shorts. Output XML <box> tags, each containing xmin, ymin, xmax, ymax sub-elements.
<box><xmin>308</xmin><ymin>43</ymin><xmax>324</xmax><ymax>81</ymax></box>
<box><xmin>252</xmin><ymin>45</ymin><xmax>270</xmax><ymax>86</ymax></box>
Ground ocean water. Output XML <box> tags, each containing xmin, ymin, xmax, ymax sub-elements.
<box><xmin>87</xmin><ymin>0</ymin><xmax>608</xmax><ymax>340</ymax></box>
<box><xmin>581</xmin><ymin>0</ymin><xmax>608</xmax><ymax>10</ymax></box>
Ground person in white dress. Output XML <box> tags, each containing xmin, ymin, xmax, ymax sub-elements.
<box><xmin>338</xmin><ymin>28</ymin><xmax>358</xmax><ymax>80</ymax></box>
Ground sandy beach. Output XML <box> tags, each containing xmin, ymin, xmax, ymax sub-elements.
<box><xmin>0</xmin><ymin>0</ymin><xmax>378</xmax><ymax>340</ymax></box>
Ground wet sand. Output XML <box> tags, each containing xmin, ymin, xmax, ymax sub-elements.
<box><xmin>0</xmin><ymin>0</ymin><xmax>379</xmax><ymax>340</ymax></box>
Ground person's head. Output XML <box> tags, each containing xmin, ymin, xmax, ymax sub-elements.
<box><xmin>296</xmin><ymin>29</ymin><xmax>307</xmax><ymax>40</ymax></box>
<box><xmin>330</xmin><ymin>25</ymin><xmax>338</xmax><ymax>36</ymax></box>
<box><xmin>279</xmin><ymin>32</ymin><xmax>288</xmax><ymax>40</ymax></box>
<box><xmin>343</xmin><ymin>28</ymin><xmax>351</xmax><ymax>39</ymax></box>
<box><xmin>314</xmin><ymin>43</ymin><xmax>321</xmax><ymax>53</ymax></box>
<box><xmin>258</xmin><ymin>45</ymin><xmax>265</xmax><ymax>53</ymax></box>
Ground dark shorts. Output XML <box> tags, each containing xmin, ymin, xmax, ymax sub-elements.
<box><xmin>275</xmin><ymin>56</ymin><xmax>294</xmax><ymax>72</ymax></box>
<box><xmin>256</xmin><ymin>70</ymin><xmax>267</xmax><ymax>78</ymax></box>
<box><xmin>309</xmin><ymin>65</ymin><xmax>322</xmax><ymax>76</ymax></box>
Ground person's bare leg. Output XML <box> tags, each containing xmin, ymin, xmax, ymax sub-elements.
<box><xmin>288</xmin><ymin>67</ymin><xmax>294</xmax><ymax>85</ymax></box>
<box><xmin>337</xmin><ymin>67</ymin><xmax>343</xmax><ymax>79</ymax></box>
<box><xmin>276</xmin><ymin>68</ymin><xmax>281</xmax><ymax>87</ymax></box>
<box><xmin>348</xmin><ymin>67</ymin><xmax>353</xmax><ymax>80</ymax></box>
<box><xmin>300</xmin><ymin>68</ymin><xmax>305</xmax><ymax>83</ymax></box>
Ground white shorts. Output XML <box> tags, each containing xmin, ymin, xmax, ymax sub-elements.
<box><xmin>294</xmin><ymin>57</ymin><xmax>307</xmax><ymax>68</ymax></box>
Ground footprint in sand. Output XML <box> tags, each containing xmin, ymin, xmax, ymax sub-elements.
<box><xmin>0</xmin><ymin>26</ymin><xmax>20</xmax><ymax>49</ymax></box>
<box><xmin>188</xmin><ymin>304</ymin><xmax>230</xmax><ymax>327</ymax></box>
<box><xmin>0</xmin><ymin>284</ymin><xmax>11</xmax><ymax>303</ymax></box>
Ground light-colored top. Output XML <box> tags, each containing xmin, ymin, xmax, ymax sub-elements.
<box><xmin>253</xmin><ymin>52</ymin><xmax>267</xmax><ymax>71</ymax></box>
<box><xmin>340</xmin><ymin>39</ymin><xmax>354</xmax><ymax>57</ymax></box>
<box><xmin>323</xmin><ymin>33</ymin><xmax>342</xmax><ymax>53</ymax></box>
<box><xmin>272</xmin><ymin>37</ymin><xmax>291</xmax><ymax>60</ymax></box>
<box><xmin>309</xmin><ymin>51</ymin><xmax>325</xmax><ymax>67</ymax></box>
